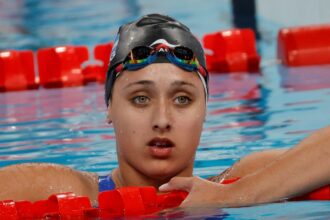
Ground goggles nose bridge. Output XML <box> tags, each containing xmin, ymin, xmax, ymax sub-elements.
<box><xmin>154</xmin><ymin>44</ymin><xmax>171</xmax><ymax>53</ymax></box>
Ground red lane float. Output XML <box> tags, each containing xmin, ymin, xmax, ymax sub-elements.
<box><xmin>278</xmin><ymin>24</ymin><xmax>330</xmax><ymax>66</ymax></box>
<box><xmin>0</xmin><ymin>50</ymin><xmax>38</xmax><ymax>91</ymax></box>
<box><xmin>1</xmin><ymin>43</ymin><xmax>113</xmax><ymax>91</ymax></box>
<box><xmin>82</xmin><ymin>42</ymin><xmax>113</xmax><ymax>83</ymax></box>
<box><xmin>94</xmin><ymin>42</ymin><xmax>112</xmax><ymax>68</ymax></box>
<box><xmin>0</xmin><ymin>187</ymin><xmax>187</xmax><ymax>219</ymax></box>
<box><xmin>202</xmin><ymin>28</ymin><xmax>260</xmax><ymax>73</ymax></box>
<box><xmin>94</xmin><ymin>42</ymin><xmax>113</xmax><ymax>82</ymax></box>
<box><xmin>292</xmin><ymin>185</ymin><xmax>330</xmax><ymax>201</ymax></box>
<box><xmin>97</xmin><ymin>186</ymin><xmax>185</xmax><ymax>217</ymax></box>
<box><xmin>1</xmin><ymin>180</ymin><xmax>330</xmax><ymax>219</ymax></box>
<box><xmin>82</xmin><ymin>64</ymin><xmax>104</xmax><ymax>83</ymax></box>
<box><xmin>37</xmin><ymin>45</ymin><xmax>89</xmax><ymax>88</ymax></box>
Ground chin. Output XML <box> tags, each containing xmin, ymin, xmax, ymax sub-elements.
<box><xmin>142</xmin><ymin>164</ymin><xmax>191</xmax><ymax>181</ymax></box>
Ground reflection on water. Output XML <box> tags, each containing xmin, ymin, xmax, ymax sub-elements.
<box><xmin>148</xmin><ymin>207</ymin><xmax>228</xmax><ymax>219</ymax></box>
<box><xmin>279</xmin><ymin>64</ymin><xmax>330</xmax><ymax>92</ymax></box>
<box><xmin>0</xmin><ymin>84</ymin><xmax>117</xmax><ymax>171</ymax></box>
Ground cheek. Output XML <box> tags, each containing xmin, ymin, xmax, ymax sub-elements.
<box><xmin>111</xmin><ymin>107</ymin><xmax>150</xmax><ymax>148</ymax></box>
<box><xmin>175</xmin><ymin>104</ymin><xmax>205</xmax><ymax>144</ymax></box>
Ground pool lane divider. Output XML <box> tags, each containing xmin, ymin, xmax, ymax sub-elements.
<box><xmin>0</xmin><ymin>42</ymin><xmax>113</xmax><ymax>92</ymax></box>
<box><xmin>0</xmin><ymin>28</ymin><xmax>262</xmax><ymax>93</ymax></box>
<box><xmin>1</xmin><ymin>177</ymin><xmax>330</xmax><ymax>219</ymax></box>
<box><xmin>278</xmin><ymin>24</ymin><xmax>330</xmax><ymax>66</ymax></box>
<box><xmin>1</xmin><ymin>24</ymin><xmax>330</xmax><ymax>92</ymax></box>
<box><xmin>0</xmin><ymin>187</ymin><xmax>188</xmax><ymax>219</ymax></box>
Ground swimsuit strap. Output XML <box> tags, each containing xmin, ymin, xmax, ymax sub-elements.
<box><xmin>98</xmin><ymin>174</ymin><xmax>116</xmax><ymax>192</ymax></box>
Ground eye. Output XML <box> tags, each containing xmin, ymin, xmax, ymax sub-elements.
<box><xmin>174</xmin><ymin>96</ymin><xmax>191</xmax><ymax>105</ymax></box>
<box><xmin>132</xmin><ymin>96</ymin><xmax>150</xmax><ymax>105</ymax></box>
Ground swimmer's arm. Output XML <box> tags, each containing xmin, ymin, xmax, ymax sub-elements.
<box><xmin>242</xmin><ymin>126</ymin><xmax>330</xmax><ymax>202</ymax></box>
<box><xmin>0</xmin><ymin>163</ymin><xmax>99</xmax><ymax>205</ymax></box>
<box><xmin>161</xmin><ymin>126</ymin><xmax>330</xmax><ymax>207</ymax></box>
<box><xmin>208</xmin><ymin>148</ymin><xmax>288</xmax><ymax>182</ymax></box>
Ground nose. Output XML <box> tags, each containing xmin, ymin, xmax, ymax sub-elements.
<box><xmin>152</xmin><ymin>100</ymin><xmax>172</xmax><ymax>133</ymax></box>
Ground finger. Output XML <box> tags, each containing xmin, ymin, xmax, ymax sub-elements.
<box><xmin>159</xmin><ymin>176</ymin><xmax>194</xmax><ymax>192</ymax></box>
<box><xmin>179</xmin><ymin>178</ymin><xmax>222</xmax><ymax>207</ymax></box>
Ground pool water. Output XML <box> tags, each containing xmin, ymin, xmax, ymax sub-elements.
<box><xmin>1</xmin><ymin>0</ymin><xmax>330</xmax><ymax>219</ymax></box>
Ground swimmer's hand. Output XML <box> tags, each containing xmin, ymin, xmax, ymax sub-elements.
<box><xmin>159</xmin><ymin>176</ymin><xmax>258</xmax><ymax>208</ymax></box>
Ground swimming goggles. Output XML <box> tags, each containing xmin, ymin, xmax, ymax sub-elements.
<box><xmin>114</xmin><ymin>44</ymin><xmax>207</xmax><ymax>77</ymax></box>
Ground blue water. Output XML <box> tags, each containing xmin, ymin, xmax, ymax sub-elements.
<box><xmin>1</xmin><ymin>0</ymin><xmax>330</xmax><ymax>219</ymax></box>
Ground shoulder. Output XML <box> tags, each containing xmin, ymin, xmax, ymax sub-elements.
<box><xmin>0</xmin><ymin>163</ymin><xmax>99</xmax><ymax>203</ymax></box>
<box><xmin>2</xmin><ymin>163</ymin><xmax>98</xmax><ymax>184</ymax></box>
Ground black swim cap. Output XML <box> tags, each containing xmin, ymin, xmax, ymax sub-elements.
<box><xmin>105</xmin><ymin>13</ymin><xmax>209</xmax><ymax>106</ymax></box>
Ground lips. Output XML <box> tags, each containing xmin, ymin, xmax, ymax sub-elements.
<box><xmin>148</xmin><ymin>138</ymin><xmax>174</xmax><ymax>148</ymax></box>
<box><xmin>147</xmin><ymin>137</ymin><xmax>174</xmax><ymax>158</ymax></box>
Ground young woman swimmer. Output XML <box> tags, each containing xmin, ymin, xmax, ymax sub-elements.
<box><xmin>1</xmin><ymin>14</ymin><xmax>330</xmax><ymax>208</ymax></box>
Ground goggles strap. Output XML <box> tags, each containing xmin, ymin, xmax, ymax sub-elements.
<box><xmin>195</xmin><ymin>70</ymin><xmax>208</xmax><ymax>102</ymax></box>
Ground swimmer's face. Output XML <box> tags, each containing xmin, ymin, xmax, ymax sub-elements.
<box><xmin>108</xmin><ymin>63</ymin><xmax>206</xmax><ymax>183</ymax></box>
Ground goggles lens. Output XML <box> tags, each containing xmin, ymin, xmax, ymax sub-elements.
<box><xmin>173</xmin><ymin>46</ymin><xmax>194</xmax><ymax>61</ymax></box>
<box><xmin>130</xmin><ymin>46</ymin><xmax>152</xmax><ymax>61</ymax></box>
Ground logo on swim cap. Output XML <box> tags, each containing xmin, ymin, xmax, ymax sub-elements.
<box><xmin>149</xmin><ymin>39</ymin><xmax>178</xmax><ymax>48</ymax></box>
<box><xmin>158</xmin><ymin>48</ymin><xmax>168</xmax><ymax>52</ymax></box>
<box><xmin>110</xmin><ymin>33</ymin><xmax>120</xmax><ymax>62</ymax></box>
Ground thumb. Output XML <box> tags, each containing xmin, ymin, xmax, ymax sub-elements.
<box><xmin>159</xmin><ymin>176</ymin><xmax>194</xmax><ymax>192</ymax></box>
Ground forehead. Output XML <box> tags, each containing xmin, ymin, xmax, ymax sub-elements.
<box><xmin>114</xmin><ymin>63</ymin><xmax>203</xmax><ymax>89</ymax></box>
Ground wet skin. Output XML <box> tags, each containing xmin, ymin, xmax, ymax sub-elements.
<box><xmin>107</xmin><ymin>63</ymin><xmax>206</xmax><ymax>188</ymax></box>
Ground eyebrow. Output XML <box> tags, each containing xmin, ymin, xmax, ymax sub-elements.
<box><xmin>124</xmin><ymin>80</ymin><xmax>154</xmax><ymax>89</ymax></box>
<box><xmin>124</xmin><ymin>80</ymin><xmax>197</xmax><ymax>89</ymax></box>
<box><xmin>170</xmin><ymin>80</ymin><xmax>197</xmax><ymax>88</ymax></box>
